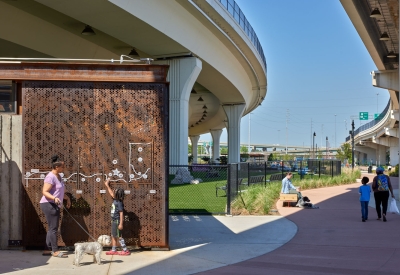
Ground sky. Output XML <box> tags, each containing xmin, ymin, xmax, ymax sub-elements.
<box><xmin>200</xmin><ymin>0</ymin><xmax>390</xmax><ymax>149</ymax></box>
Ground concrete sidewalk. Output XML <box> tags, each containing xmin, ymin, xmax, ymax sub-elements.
<box><xmin>201</xmin><ymin>174</ymin><xmax>400</xmax><ymax>274</ymax></box>
<box><xmin>0</xmin><ymin>215</ymin><xmax>296</xmax><ymax>275</ymax></box>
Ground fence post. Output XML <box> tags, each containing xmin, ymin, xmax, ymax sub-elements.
<box><xmin>300</xmin><ymin>160</ymin><xmax>303</xmax><ymax>180</ymax></box>
<box><xmin>281</xmin><ymin>160</ymin><xmax>284</xmax><ymax>178</ymax></box>
<box><xmin>226</xmin><ymin>164</ymin><xmax>231</xmax><ymax>215</ymax></box>
<box><xmin>264</xmin><ymin>161</ymin><xmax>267</xmax><ymax>187</ymax></box>
<box><xmin>319</xmin><ymin>160</ymin><xmax>321</xmax><ymax>178</ymax></box>
<box><xmin>331</xmin><ymin>161</ymin><xmax>334</xmax><ymax>178</ymax></box>
<box><xmin>247</xmin><ymin>162</ymin><xmax>250</xmax><ymax>185</ymax></box>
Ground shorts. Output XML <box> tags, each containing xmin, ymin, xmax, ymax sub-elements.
<box><xmin>111</xmin><ymin>220</ymin><xmax>121</xmax><ymax>238</ymax></box>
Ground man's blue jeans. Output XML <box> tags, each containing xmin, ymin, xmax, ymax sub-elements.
<box><xmin>360</xmin><ymin>201</ymin><xmax>369</xmax><ymax>220</ymax></box>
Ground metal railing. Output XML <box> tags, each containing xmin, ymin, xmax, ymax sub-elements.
<box><xmin>345</xmin><ymin>100</ymin><xmax>391</xmax><ymax>142</ymax></box>
<box><xmin>218</xmin><ymin>0</ymin><xmax>266</xmax><ymax>69</ymax></box>
<box><xmin>168</xmin><ymin>160</ymin><xmax>341</xmax><ymax>215</ymax></box>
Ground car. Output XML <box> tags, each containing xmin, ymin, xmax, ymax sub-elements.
<box><xmin>298</xmin><ymin>168</ymin><xmax>309</xmax><ymax>175</ymax></box>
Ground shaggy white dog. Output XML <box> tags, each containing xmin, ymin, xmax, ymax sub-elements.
<box><xmin>73</xmin><ymin>235</ymin><xmax>111</xmax><ymax>266</ymax></box>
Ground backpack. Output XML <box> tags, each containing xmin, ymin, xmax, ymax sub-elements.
<box><xmin>377</xmin><ymin>175</ymin><xmax>389</xmax><ymax>191</ymax></box>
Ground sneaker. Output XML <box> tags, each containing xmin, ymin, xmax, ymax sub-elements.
<box><xmin>106</xmin><ymin>250</ymin><xmax>119</xmax><ymax>255</ymax></box>
<box><xmin>118</xmin><ymin>250</ymin><xmax>131</xmax><ymax>256</ymax></box>
<box><xmin>362</xmin><ymin>219</ymin><xmax>365</xmax><ymax>222</ymax></box>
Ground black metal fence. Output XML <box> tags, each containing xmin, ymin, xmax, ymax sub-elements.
<box><xmin>169</xmin><ymin>160</ymin><xmax>341</xmax><ymax>215</ymax></box>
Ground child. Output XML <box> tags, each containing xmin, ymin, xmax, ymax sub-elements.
<box><xmin>359</xmin><ymin>177</ymin><xmax>371</xmax><ymax>222</ymax></box>
<box><xmin>104</xmin><ymin>179</ymin><xmax>131</xmax><ymax>255</ymax></box>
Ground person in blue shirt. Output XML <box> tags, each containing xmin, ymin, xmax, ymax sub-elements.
<box><xmin>281</xmin><ymin>172</ymin><xmax>301</xmax><ymax>199</ymax></box>
<box><xmin>359</xmin><ymin>176</ymin><xmax>371</xmax><ymax>222</ymax></box>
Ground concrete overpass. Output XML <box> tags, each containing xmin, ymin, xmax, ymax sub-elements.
<box><xmin>340</xmin><ymin>0</ymin><xmax>399</xmax><ymax>165</ymax></box>
<box><xmin>0</xmin><ymin>0</ymin><xmax>267</xmax><ymax>165</ymax></box>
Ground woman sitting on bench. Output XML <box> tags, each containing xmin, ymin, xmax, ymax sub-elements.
<box><xmin>281</xmin><ymin>172</ymin><xmax>302</xmax><ymax>200</ymax></box>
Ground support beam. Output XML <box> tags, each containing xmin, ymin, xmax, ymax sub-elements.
<box><xmin>222</xmin><ymin>104</ymin><xmax>245</xmax><ymax>163</ymax></box>
<box><xmin>210</xmin><ymin>129</ymin><xmax>223</xmax><ymax>163</ymax></box>
<box><xmin>372</xmin><ymin>70</ymin><xmax>399</xmax><ymax>91</ymax></box>
<box><xmin>156</xmin><ymin>57</ymin><xmax>202</xmax><ymax>165</ymax></box>
<box><xmin>189</xmin><ymin>135</ymin><xmax>200</xmax><ymax>163</ymax></box>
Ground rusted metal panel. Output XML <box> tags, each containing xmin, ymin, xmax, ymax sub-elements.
<box><xmin>0</xmin><ymin>63</ymin><xmax>169</xmax><ymax>83</ymax></box>
<box><xmin>22</xmin><ymin>81</ymin><xmax>169</xmax><ymax>248</ymax></box>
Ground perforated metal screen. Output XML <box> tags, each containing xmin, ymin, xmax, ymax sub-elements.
<box><xmin>22</xmin><ymin>81</ymin><xmax>169</xmax><ymax>248</ymax></box>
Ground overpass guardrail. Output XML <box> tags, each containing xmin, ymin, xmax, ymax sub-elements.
<box><xmin>218</xmin><ymin>0</ymin><xmax>266</xmax><ymax>69</ymax></box>
<box><xmin>345</xmin><ymin>100</ymin><xmax>391</xmax><ymax>142</ymax></box>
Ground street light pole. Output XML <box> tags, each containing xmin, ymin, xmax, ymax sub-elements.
<box><xmin>334</xmin><ymin>114</ymin><xmax>337</xmax><ymax>148</ymax></box>
<box><xmin>313</xmin><ymin>132</ymin><xmax>316</xmax><ymax>159</ymax></box>
<box><xmin>326</xmin><ymin>136</ymin><xmax>328</xmax><ymax>159</ymax></box>
<box><xmin>351</xmin><ymin>120</ymin><xmax>355</xmax><ymax>171</ymax></box>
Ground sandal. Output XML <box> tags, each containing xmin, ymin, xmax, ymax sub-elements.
<box><xmin>51</xmin><ymin>251</ymin><xmax>68</xmax><ymax>258</ymax></box>
<box><xmin>106</xmin><ymin>250</ymin><xmax>119</xmax><ymax>255</ymax></box>
<box><xmin>118</xmin><ymin>250</ymin><xmax>131</xmax><ymax>256</ymax></box>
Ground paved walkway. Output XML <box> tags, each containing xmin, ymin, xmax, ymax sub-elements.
<box><xmin>200</xmin><ymin>173</ymin><xmax>400</xmax><ymax>274</ymax></box>
<box><xmin>0</xmin><ymin>216</ymin><xmax>296</xmax><ymax>275</ymax></box>
<box><xmin>1</xmin><ymin>173</ymin><xmax>399</xmax><ymax>275</ymax></box>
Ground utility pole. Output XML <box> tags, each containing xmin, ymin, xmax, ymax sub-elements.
<box><xmin>313</xmin><ymin>132</ymin><xmax>316</xmax><ymax>159</ymax></box>
<box><xmin>351</xmin><ymin>120</ymin><xmax>355</xmax><ymax>171</ymax></box>
<box><xmin>326</xmin><ymin>137</ymin><xmax>328</xmax><ymax>159</ymax></box>
<box><xmin>286</xmin><ymin>109</ymin><xmax>289</xmax><ymax>154</ymax></box>
<box><xmin>248</xmin><ymin>113</ymin><xmax>250</xmax><ymax>153</ymax></box>
<box><xmin>334</xmin><ymin>114</ymin><xmax>337</xmax><ymax>148</ymax></box>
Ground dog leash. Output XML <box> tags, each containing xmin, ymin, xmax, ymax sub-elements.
<box><xmin>61</xmin><ymin>203</ymin><xmax>97</xmax><ymax>242</ymax></box>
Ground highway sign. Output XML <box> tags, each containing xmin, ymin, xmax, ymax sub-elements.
<box><xmin>359</xmin><ymin>112</ymin><xmax>368</xmax><ymax>120</ymax></box>
<box><xmin>374</xmin><ymin>113</ymin><xmax>379</xmax><ymax>119</ymax></box>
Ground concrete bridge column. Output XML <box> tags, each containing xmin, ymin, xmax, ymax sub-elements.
<box><xmin>156</xmin><ymin>57</ymin><xmax>202</xmax><ymax>165</ymax></box>
<box><xmin>210</xmin><ymin>129</ymin><xmax>223</xmax><ymax>163</ymax></box>
<box><xmin>189</xmin><ymin>135</ymin><xmax>200</xmax><ymax>164</ymax></box>
<box><xmin>222</xmin><ymin>104</ymin><xmax>245</xmax><ymax>163</ymax></box>
<box><xmin>389</xmin><ymin>146</ymin><xmax>399</xmax><ymax>166</ymax></box>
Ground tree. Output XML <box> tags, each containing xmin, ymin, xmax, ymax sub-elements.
<box><xmin>188</xmin><ymin>144</ymin><xmax>192</xmax><ymax>154</ymax></box>
<box><xmin>336</xmin><ymin>143</ymin><xmax>352</xmax><ymax>163</ymax></box>
<box><xmin>240</xmin><ymin>146</ymin><xmax>248</xmax><ymax>153</ymax></box>
<box><xmin>268</xmin><ymin>153</ymin><xmax>275</xmax><ymax>161</ymax></box>
<box><xmin>220</xmin><ymin>147</ymin><xmax>228</xmax><ymax>155</ymax></box>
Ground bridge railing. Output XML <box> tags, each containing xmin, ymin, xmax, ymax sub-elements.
<box><xmin>345</xmin><ymin>100</ymin><xmax>391</xmax><ymax>142</ymax></box>
<box><xmin>218</xmin><ymin>0</ymin><xmax>266</xmax><ymax>69</ymax></box>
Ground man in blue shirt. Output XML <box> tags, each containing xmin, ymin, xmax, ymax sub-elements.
<box><xmin>281</xmin><ymin>172</ymin><xmax>301</xmax><ymax>199</ymax></box>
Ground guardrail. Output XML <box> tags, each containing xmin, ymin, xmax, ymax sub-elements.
<box><xmin>345</xmin><ymin>100</ymin><xmax>391</xmax><ymax>142</ymax></box>
<box><xmin>218</xmin><ymin>0</ymin><xmax>266</xmax><ymax>69</ymax></box>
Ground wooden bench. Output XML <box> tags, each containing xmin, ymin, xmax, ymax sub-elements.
<box><xmin>215</xmin><ymin>178</ymin><xmax>243</xmax><ymax>197</ymax></box>
<box><xmin>280</xmin><ymin>193</ymin><xmax>298</xmax><ymax>207</ymax></box>
<box><xmin>266</xmin><ymin>173</ymin><xmax>284</xmax><ymax>183</ymax></box>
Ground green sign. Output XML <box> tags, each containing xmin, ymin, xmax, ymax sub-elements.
<box><xmin>374</xmin><ymin>113</ymin><xmax>379</xmax><ymax>119</ymax></box>
<box><xmin>359</xmin><ymin>112</ymin><xmax>368</xmax><ymax>120</ymax></box>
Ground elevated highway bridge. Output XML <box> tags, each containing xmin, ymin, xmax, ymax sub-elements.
<box><xmin>341</xmin><ymin>0</ymin><xmax>399</xmax><ymax>166</ymax></box>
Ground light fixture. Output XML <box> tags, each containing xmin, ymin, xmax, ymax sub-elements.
<box><xmin>191</xmin><ymin>90</ymin><xmax>197</xmax><ymax>94</ymax></box>
<box><xmin>197</xmin><ymin>96</ymin><xmax>204</xmax><ymax>102</ymax></box>
<box><xmin>370</xmin><ymin>8</ymin><xmax>382</xmax><ymax>18</ymax></box>
<box><xmin>387</xmin><ymin>51</ymin><xmax>397</xmax><ymax>58</ymax></box>
<box><xmin>196</xmin><ymin>122</ymin><xmax>199</xmax><ymax>125</ymax></box>
<box><xmin>203</xmin><ymin>110</ymin><xmax>207</xmax><ymax>114</ymax></box>
<box><xmin>191</xmin><ymin>125</ymin><xmax>194</xmax><ymax>127</ymax></box>
<box><xmin>380</xmin><ymin>32</ymin><xmax>390</xmax><ymax>41</ymax></box>
<box><xmin>202</xmin><ymin>105</ymin><xmax>208</xmax><ymax>109</ymax></box>
<box><xmin>128</xmin><ymin>48</ymin><xmax>139</xmax><ymax>57</ymax></box>
<box><xmin>202</xmin><ymin>114</ymin><xmax>207</xmax><ymax>117</ymax></box>
<box><xmin>81</xmin><ymin>25</ymin><xmax>96</xmax><ymax>36</ymax></box>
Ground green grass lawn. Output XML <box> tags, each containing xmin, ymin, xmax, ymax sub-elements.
<box><xmin>169</xmin><ymin>180</ymin><xmax>228</xmax><ymax>214</ymax></box>
<box><xmin>168</xmin><ymin>168</ymin><xmax>229</xmax><ymax>214</ymax></box>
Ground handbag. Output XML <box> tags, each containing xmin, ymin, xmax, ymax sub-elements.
<box><xmin>388</xmin><ymin>198</ymin><xmax>399</xmax><ymax>214</ymax></box>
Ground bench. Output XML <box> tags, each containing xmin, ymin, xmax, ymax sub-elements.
<box><xmin>216</xmin><ymin>178</ymin><xmax>243</xmax><ymax>197</ymax></box>
<box><xmin>280</xmin><ymin>193</ymin><xmax>298</xmax><ymax>207</ymax></box>
<box><xmin>245</xmin><ymin>175</ymin><xmax>265</xmax><ymax>186</ymax></box>
<box><xmin>266</xmin><ymin>173</ymin><xmax>284</xmax><ymax>183</ymax></box>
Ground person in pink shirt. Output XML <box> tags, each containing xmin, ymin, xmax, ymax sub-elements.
<box><xmin>39</xmin><ymin>155</ymin><xmax>71</xmax><ymax>258</ymax></box>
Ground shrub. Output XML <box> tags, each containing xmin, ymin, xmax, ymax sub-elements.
<box><xmin>232</xmin><ymin>169</ymin><xmax>361</xmax><ymax>215</ymax></box>
<box><xmin>389</xmin><ymin>164</ymin><xmax>399</xmax><ymax>177</ymax></box>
